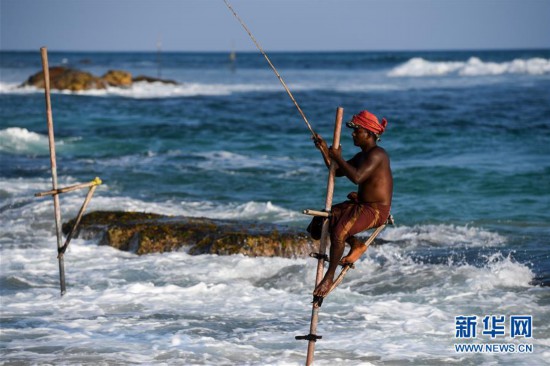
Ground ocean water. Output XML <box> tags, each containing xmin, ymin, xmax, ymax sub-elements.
<box><xmin>1</xmin><ymin>49</ymin><xmax>550</xmax><ymax>365</ymax></box>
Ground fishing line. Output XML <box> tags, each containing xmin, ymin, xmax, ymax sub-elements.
<box><xmin>223</xmin><ymin>0</ymin><xmax>317</xmax><ymax>137</ymax></box>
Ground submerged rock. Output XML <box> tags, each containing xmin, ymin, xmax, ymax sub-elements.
<box><xmin>133</xmin><ymin>75</ymin><xmax>178</xmax><ymax>85</ymax></box>
<box><xmin>62</xmin><ymin>211</ymin><xmax>315</xmax><ymax>258</ymax></box>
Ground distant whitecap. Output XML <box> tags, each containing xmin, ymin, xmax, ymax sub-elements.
<box><xmin>388</xmin><ymin>57</ymin><xmax>550</xmax><ymax>77</ymax></box>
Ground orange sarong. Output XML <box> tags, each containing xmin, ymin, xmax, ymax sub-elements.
<box><xmin>330</xmin><ymin>200</ymin><xmax>391</xmax><ymax>243</ymax></box>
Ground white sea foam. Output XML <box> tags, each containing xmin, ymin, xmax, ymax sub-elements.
<box><xmin>461</xmin><ymin>253</ymin><xmax>535</xmax><ymax>290</ymax></box>
<box><xmin>1</xmin><ymin>214</ymin><xmax>546</xmax><ymax>365</ymax></box>
<box><xmin>380</xmin><ymin>224</ymin><xmax>507</xmax><ymax>247</ymax></box>
<box><xmin>388</xmin><ymin>57</ymin><xmax>550</xmax><ymax>77</ymax></box>
<box><xmin>92</xmin><ymin>195</ymin><xmax>302</xmax><ymax>223</ymax></box>
<box><xmin>0</xmin><ymin>127</ymin><xmax>80</xmax><ymax>156</ymax></box>
<box><xmin>194</xmin><ymin>150</ymin><xmax>297</xmax><ymax>172</ymax></box>
<box><xmin>0</xmin><ymin>78</ymin><xmax>356</xmax><ymax>99</ymax></box>
<box><xmin>0</xmin><ymin>127</ymin><xmax>50</xmax><ymax>155</ymax></box>
<box><xmin>84</xmin><ymin>195</ymin><xmax>303</xmax><ymax>223</ymax></box>
<box><xmin>0</xmin><ymin>81</ymin><xmax>31</xmax><ymax>94</ymax></box>
<box><xmin>0</xmin><ymin>80</ymin><xmax>282</xmax><ymax>99</ymax></box>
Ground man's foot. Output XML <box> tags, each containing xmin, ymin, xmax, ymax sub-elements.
<box><xmin>340</xmin><ymin>242</ymin><xmax>367</xmax><ymax>265</ymax></box>
<box><xmin>313</xmin><ymin>277</ymin><xmax>334</xmax><ymax>297</ymax></box>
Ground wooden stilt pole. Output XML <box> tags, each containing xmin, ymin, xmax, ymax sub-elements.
<box><xmin>304</xmin><ymin>107</ymin><xmax>343</xmax><ymax>365</ymax></box>
<box><xmin>41</xmin><ymin>47</ymin><xmax>66</xmax><ymax>296</ymax></box>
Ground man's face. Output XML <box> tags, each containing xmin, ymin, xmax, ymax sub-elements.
<box><xmin>352</xmin><ymin>127</ymin><xmax>371</xmax><ymax>146</ymax></box>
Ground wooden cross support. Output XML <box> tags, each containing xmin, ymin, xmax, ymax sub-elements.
<box><xmin>37</xmin><ymin>47</ymin><xmax>102</xmax><ymax>295</ymax></box>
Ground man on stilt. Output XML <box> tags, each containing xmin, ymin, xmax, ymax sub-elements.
<box><xmin>311</xmin><ymin>110</ymin><xmax>393</xmax><ymax>297</ymax></box>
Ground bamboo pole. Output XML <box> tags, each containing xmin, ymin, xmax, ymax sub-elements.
<box><xmin>35</xmin><ymin>177</ymin><xmax>102</xmax><ymax>197</ymax></box>
<box><xmin>41</xmin><ymin>47</ymin><xmax>66</xmax><ymax>295</ymax></box>
<box><xmin>58</xmin><ymin>184</ymin><xmax>99</xmax><ymax>258</ymax></box>
<box><xmin>302</xmin><ymin>209</ymin><xmax>329</xmax><ymax>218</ymax></box>
<box><xmin>305</xmin><ymin>107</ymin><xmax>343</xmax><ymax>365</ymax></box>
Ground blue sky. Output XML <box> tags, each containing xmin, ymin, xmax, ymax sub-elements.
<box><xmin>1</xmin><ymin>0</ymin><xmax>549</xmax><ymax>52</ymax></box>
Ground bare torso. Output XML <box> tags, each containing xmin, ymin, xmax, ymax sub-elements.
<box><xmin>341</xmin><ymin>146</ymin><xmax>393</xmax><ymax>206</ymax></box>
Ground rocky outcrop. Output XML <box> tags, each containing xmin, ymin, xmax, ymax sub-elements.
<box><xmin>102</xmin><ymin>70</ymin><xmax>133</xmax><ymax>87</ymax></box>
<box><xmin>62</xmin><ymin>211</ymin><xmax>316</xmax><ymax>258</ymax></box>
<box><xmin>22</xmin><ymin>67</ymin><xmax>179</xmax><ymax>91</ymax></box>
<box><xmin>23</xmin><ymin>66</ymin><xmax>106</xmax><ymax>91</ymax></box>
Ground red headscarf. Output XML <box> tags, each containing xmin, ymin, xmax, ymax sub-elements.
<box><xmin>349</xmin><ymin>110</ymin><xmax>387</xmax><ymax>136</ymax></box>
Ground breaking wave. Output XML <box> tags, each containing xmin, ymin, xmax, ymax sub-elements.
<box><xmin>388</xmin><ymin>57</ymin><xmax>550</xmax><ymax>77</ymax></box>
<box><xmin>380</xmin><ymin>224</ymin><xmax>507</xmax><ymax>248</ymax></box>
<box><xmin>0</xmin><ymin>127</ymin><xmax>79</xmax><ymax>156</ymax></box>
<box><xmin>0</xmin><ymin>127</ymin><xmax>50</xmax><ymax>155</ymax></box>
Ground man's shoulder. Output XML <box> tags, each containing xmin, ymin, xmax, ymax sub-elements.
<box><xmin>364</xmin><ymin>145</ymin><xmax>388</xmax><ymax>158</ymax></box>
<box><xmin>374</xmin><ymin>144</ymin><xmax>388</xmax><ymax>152</ymax></box>
<box><xmin>362</xmin><ymin>146</ymin><xmax>390</xmax><ymax>167</ymax></box>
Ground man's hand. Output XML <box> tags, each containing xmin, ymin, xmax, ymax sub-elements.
<box><xmin>313</xmin><ymin>133</ymin><xmax>338</xmax><ymax>170</ymax></box>
<box><xmin>312</xmin><ymin>134</ymin><xmax>328</xmax><ymax>153</ymax></box>
<box><xmin>347</xmin><ymin>191</ymin><xmax>358</xmax><ymax>201</ymax></box>
<box><xmin>329</xmin><ymin>144</ymin><xmax>342</xmax><ymax>161</ymax></box>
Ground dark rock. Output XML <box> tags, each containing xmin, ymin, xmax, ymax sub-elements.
<box><xmin>22</xmin><ymin>66</ymin><xmax>106</xmax><ymax>91</ymax></box>
<box><xmin>133</xmin><ymin>75</ymin><xmax>178</xmax><ymax>85</ymax></box>
<box><xmin>62</xmin><ymin>211</ymin><xmax>315</xmax><ymax>257</ymax></box>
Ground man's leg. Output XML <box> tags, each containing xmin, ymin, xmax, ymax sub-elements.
<box><xmin>313</xmin><ymin>230</ymin><xmax>346</xmax><ymax>297</ymax></box>
<box><xmin>339</xmin><ymin>204</ymin><xmax>385</xmax><ymax>264</ymax></box>
<box><xmin>313</xmin><ymin>201</ymin><xmax>357</xmax><ymax>297</ymax></box>
<box><xmin>341</xmin><ymin>235</ymin><xmax>368</xmax><ymax>264</ymax></box>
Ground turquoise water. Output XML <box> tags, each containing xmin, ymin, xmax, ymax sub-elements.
<box><xmin>1</xmin><ymin>50</ymin><xmax>550</xmax><ymax>364</ymax></box>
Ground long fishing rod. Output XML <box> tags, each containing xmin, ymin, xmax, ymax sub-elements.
<box><xmin>223</xmin><ymin>0</ymin><xmax>317</xmax><ymax>137</ymax></box>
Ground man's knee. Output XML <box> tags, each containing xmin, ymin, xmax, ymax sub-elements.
<box><xmin>330</xmin><ymin>227</ymin><xmax>348</xmax><ymax>245</ymax></box>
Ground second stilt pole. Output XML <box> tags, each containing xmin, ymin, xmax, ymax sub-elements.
<box><xmin>41</xmin><ymin>47</ymin><xmax>66</xmax><ymax>296</ymax></box>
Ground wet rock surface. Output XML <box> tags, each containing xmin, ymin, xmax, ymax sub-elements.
<box><xmin>62</xmin><ymin>211</ymin><xmax>315</xmax><ymax>257</ymax></box>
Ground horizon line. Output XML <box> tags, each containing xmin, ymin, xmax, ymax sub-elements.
<box><xmin>1</xmin><ymin>46</ymin><xmax>549</xmax><ymax>54</ymax></box>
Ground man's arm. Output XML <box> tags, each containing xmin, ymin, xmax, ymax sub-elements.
<box><xmin>329</xmin><ymin>146</ymin><xmax>382</xmax><ymax>184</ymax></box>
<box><xmin>312</xmin><ymin>134</ymin><xmax>332</xmax><ymax>169</ymax></box>
<box><xmin>313</xmin><ymin>134</ymin><xmax>349</xmax><ymax>176</ymax></box>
